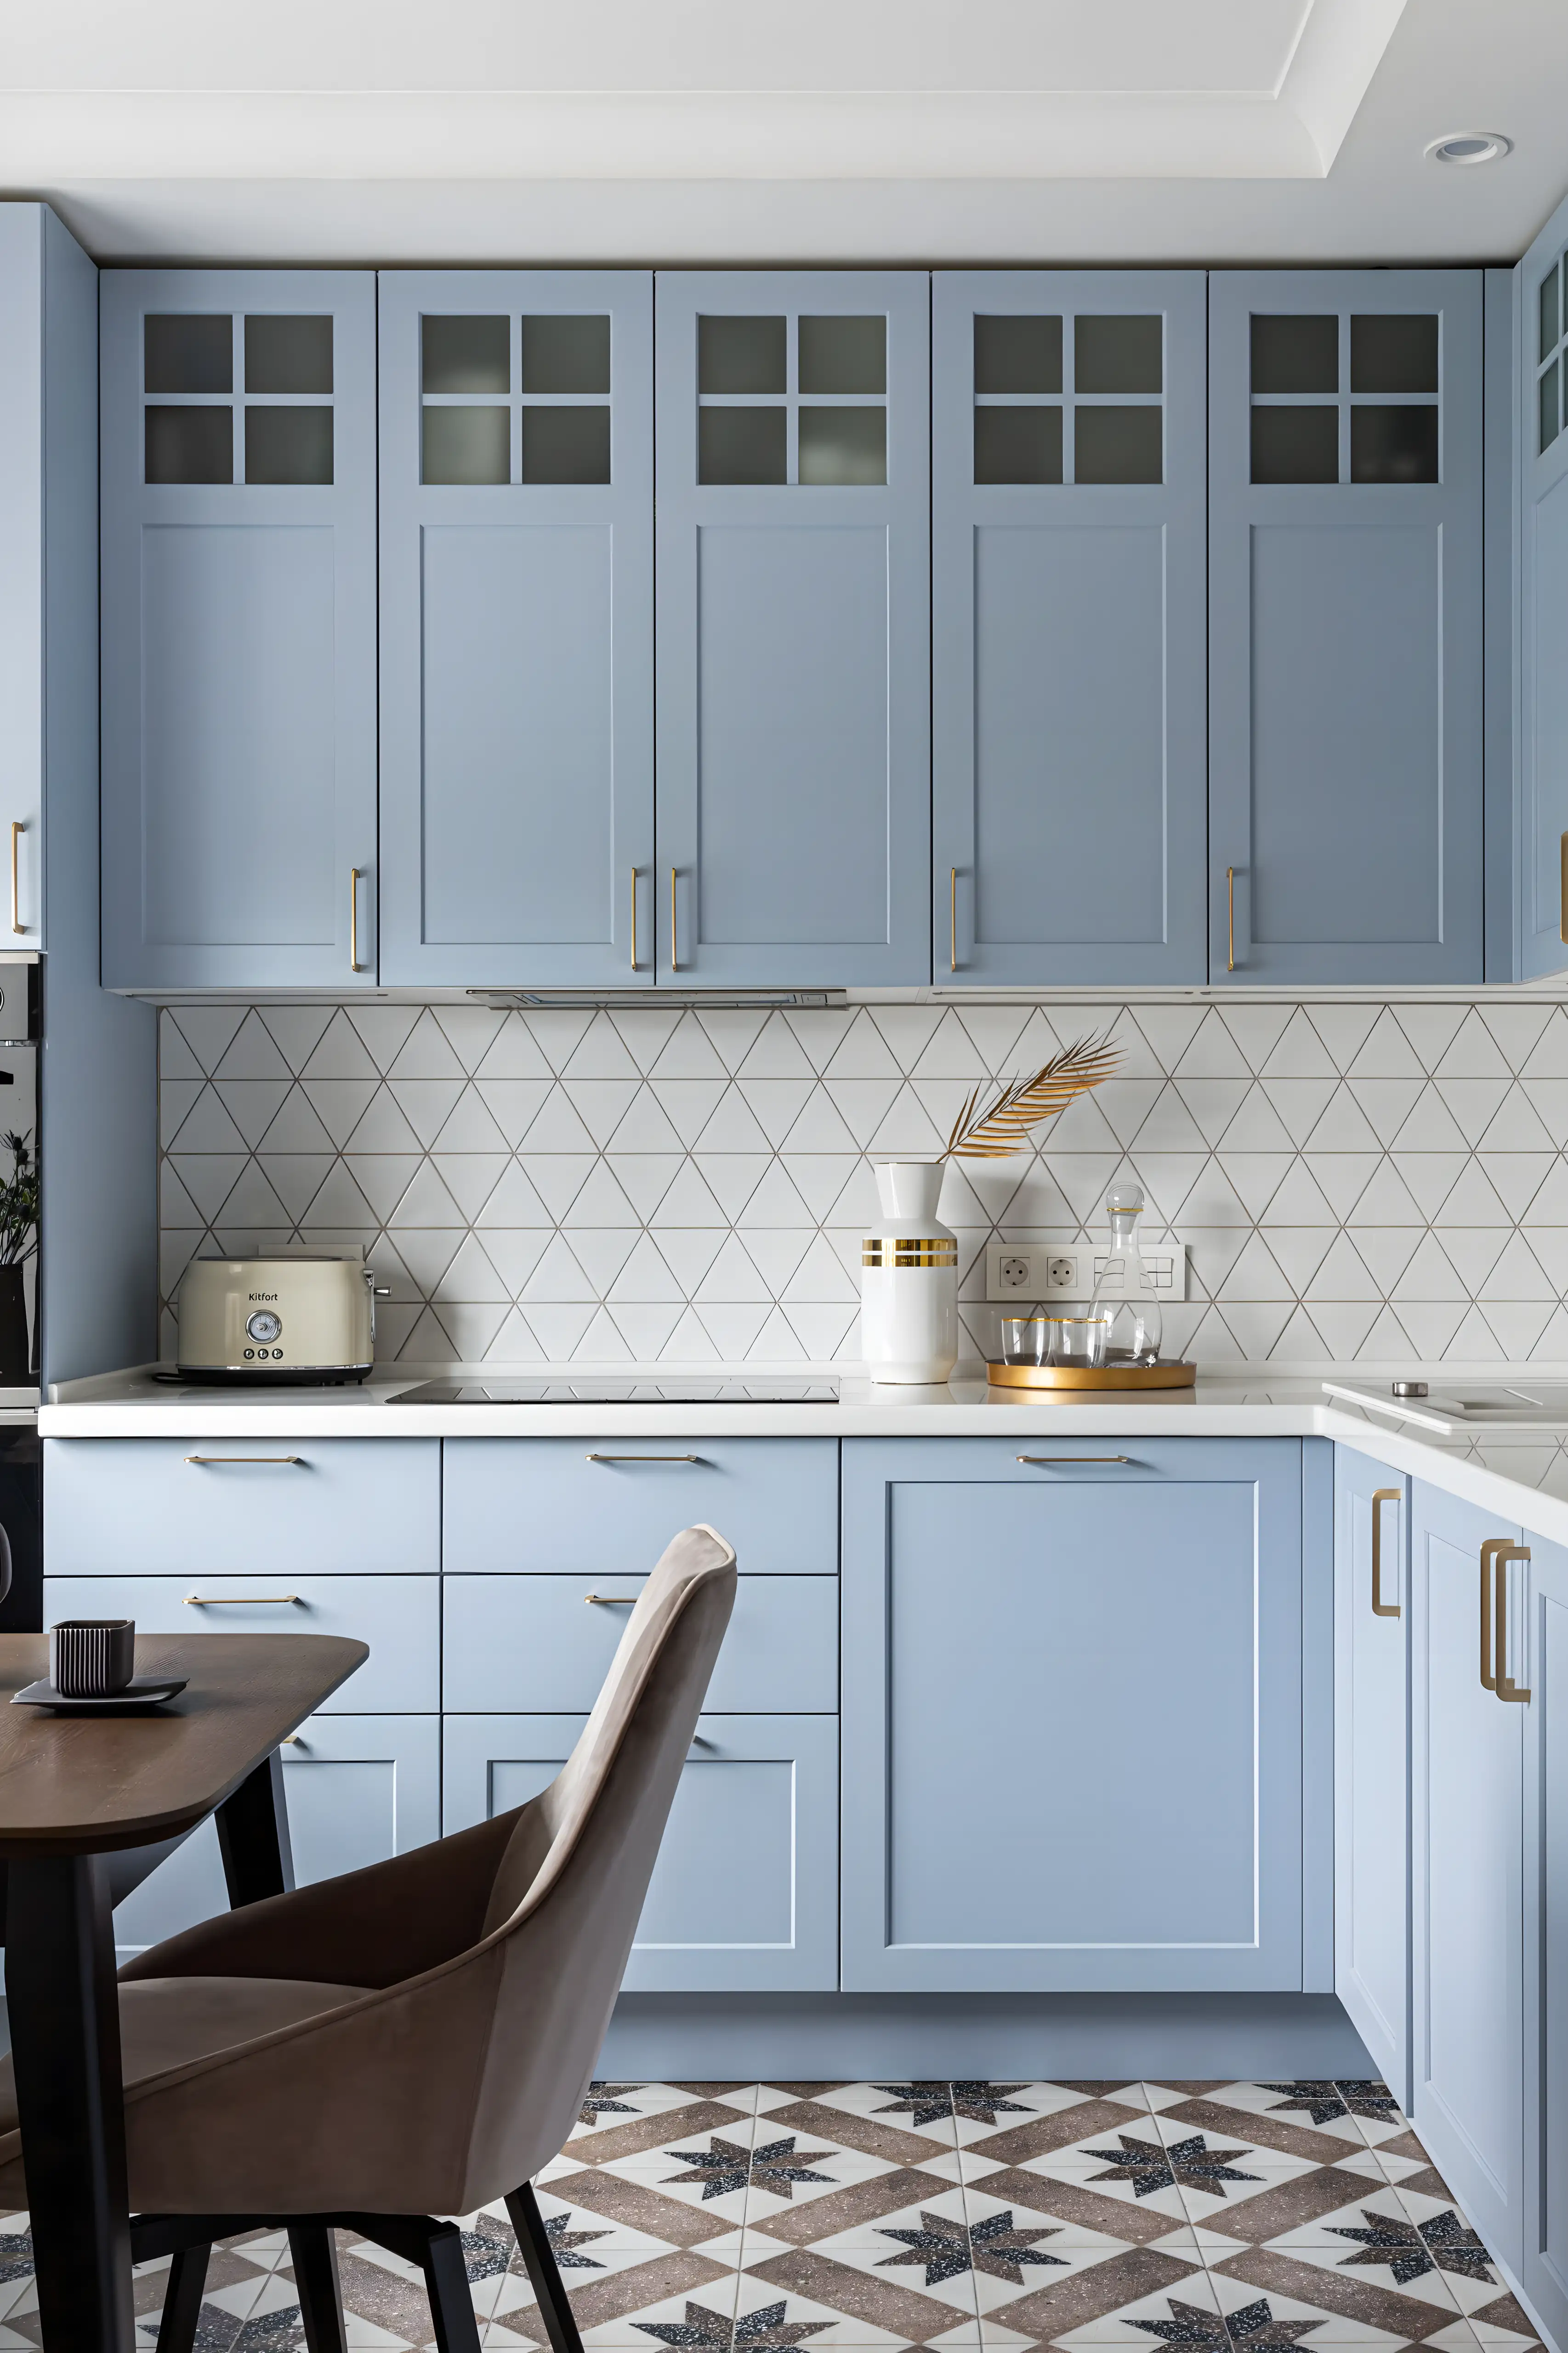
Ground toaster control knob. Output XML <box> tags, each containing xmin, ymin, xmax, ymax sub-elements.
<box><xmin>246</xmin><ymin>1310</ymin><xmax>283</xmax><ymax>1344</ymax></box>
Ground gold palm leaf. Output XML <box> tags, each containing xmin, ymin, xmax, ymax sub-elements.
<box><xmin>943</xmin><ymin>1032</ymin><xmax>1121</xmax><ymax>1159</ymax></box>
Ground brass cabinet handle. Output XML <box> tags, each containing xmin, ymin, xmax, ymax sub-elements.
<box><xmin>1479</xmin><ymin>1537</ymin><xmax>1508</xmax><ymax>1691</ymax></box>
<box><xmin>1371</xmin><ymin>1487</ymin><xmax>1402</xmax><ymax>1616</ymax></box>
<box><xmin>1017</xmin><ymin>1454</ymin><xmax>1131</xmax><ymax>1465</ymax></box>
<box><xmin>184</xmin><ymin>1455</ymin><xmax>303</xmax><ymax>1466</ymax></box>
<box><xmin>950</xmin><ymin>868</ymin><xmax>958</xmax><ymax>972</ymax></box>
<box><xmin>9</xmin><ymin>822</ymin><xmax>22</xmax><ymax>936</ymax></box>
<box><xmin>349</xmin><ymin>866</ymin><xmax>364</xmax><ymax>972</ymax></box>
<box><xmin>1494</xmin><ymin>1541</ymin><xmax>1533</xmax><ymax>1703</ymax></box>
<box><xmin>585</xmin><ymin>1591</ymin><xmax>636</xmax><ymax>1606</ymax></box>
<box><xmin>630</xmin><ymin>867</ymin><xmax>639</xmax><ymax>971</ymax></box>
<box><xmin>1561</xmin><ymin>832</ymin><xmax>1567</xmax><ymax>945</ymax></box>
<box><xmin>281</xmin><ymin>1733</ymin><xmax>306</xmax><ymax>1746</ymax></box>
<box><xmin>1227</xmin><ymin>865</ymin><xmax>1236</xmax><ymax>972</ymax></box>
<box><xmin>585</xmin><ymin>1452</ymin><xmax>700</xmax><ymax>1464</ymax></box>
<box><xmin>670</xmin><ymin>866</ymin><xmax>679</xmax><ymax>970</ymax></box>
<box><xmin>186</xmin><ymin>1593</ymin><xmax>302</xmax><ymax>1605</ymax></box>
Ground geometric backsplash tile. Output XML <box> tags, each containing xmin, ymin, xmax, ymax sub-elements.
<box><xmin>159</xmin><ymin>996</ymin><xmax>1568</xmax><ymax>1369</ymax></box>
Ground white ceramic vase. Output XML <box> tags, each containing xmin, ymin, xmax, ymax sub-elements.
<box><xmin>861</xmin><ymin>1160</ymin><xmax>959</xmax><ymax>1384</ymax></box>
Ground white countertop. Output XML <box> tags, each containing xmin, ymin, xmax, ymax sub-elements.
<box><xmin>38</xmin><ymin>1363</ymin><xmax>1568</xmax><ymax>1549</ymax></box>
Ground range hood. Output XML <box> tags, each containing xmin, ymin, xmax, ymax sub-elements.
<box><xmin>466</xmin><ymin>989</ymin><xmax>848</xmax><ymax>1011</ymax></box>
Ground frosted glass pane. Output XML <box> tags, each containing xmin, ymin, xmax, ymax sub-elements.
<box><xmin>521</xmin><ymin>406</ymin><xmax>611</xmax><ymax>483</ymax></box>
<box><xmin>974</xmin><ymin>316</ymin><xmax>1061</xmax><ymax>394</ymax></box>
<box><xmin>698</xmin><ymin>406</ymin><xmax>786</xmax><ymax>484</ymax></box>
<box><xmin>1351</xmin><ymin>404</ymin><xmax>1438</xmax><ymax>483</ymax></box>
<box><xmin>1350</xmin><ymin>315</ymin><xmax>1438</xmax><ymax>394</ymax></box>
<box><xmin>1251</xmin><ymin>315</ymin><xmax>1338</xmax><ymax>394</ymax></box>
<box><xmin>245</xmin><ymin>405</ymin><xmax>333</xmax><ymax>485</ymax></box>
<box><xmin>522</xmin><ymin>315</ymin><xmax>610</xmax><ymax>394</ymax></box>
<box><xmin>422</xmin><ymin>405</ymin><xmax>510</xmax><ymax>485</ymax></box>
<box><xmin>1542</xmin><ymin>358</ymin><xmax>1562</xmax><ymax>454</ymax></box>
<box><xmin>974</xmin><ymin>405</ymin><xmax>1062</xmax><ymax>484</ymax></box>
<box><xmin>145</xmin><ymin>405</ymin><xmax>233</xmax><ymax>484</ymax></box>
<box><xmin>244</xmin><ymin>315</ymin><xmax>332</xmax><ymax>394</ymax></box>
<box><xmin>698</xmin><ymin>317</ymin><xmax>785</xmax><ymax>395</ymax></box>
<box><xmin>1542</xmin><ymin>264</ymin><xmax>1562</xmax><ymax>364</ymax></box>
<box><xmin>798</xmin><ymin>316</ymin><xmax>885</xmax><ymax>394</ymax></box>
<box><xmin>1075</xmin><ymin>316</ymin><xmax>1161</xmax><ymax>394</ymax></box>
<box><xmin>422</xmin><ymin>316</ymin><xmax>510</xmax><ymax>394</ymax></box>
<box><xmin>145</xmin><ymin>314</ymin><xmax>232</xmax><ymax>395</ymax></box>
<box><xmin>798</xmin><ymin>406</ymin><xmax>886</xmax><ymax>485</ymax></box>
<box><xmin>1075</xmin><ymin>405</ymin><xmax>1162</xmax><ymax>483</ymax></box>
<box><xmin>1251</xmin><ymin>406</ymin><xmax>1337</xmax><ymax>483</ymax></box>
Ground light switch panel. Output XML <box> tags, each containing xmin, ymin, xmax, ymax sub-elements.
<box><xmin>984</xmin><ymin>1240</ymin><xmax>1187</xmax><ymax>1304</ymax></box>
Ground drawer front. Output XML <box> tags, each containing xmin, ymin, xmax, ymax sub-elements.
<box><xmin>443</xmin><ymin>1437</ymin><xmax>838</xmax><ymax>1574</ymax></box>
<box><xmin>443</xmin><ymin>1712</ymin><xmax>838</xmax><ymax>1992</ymax></box>
<box><xmin>44</xmin><ymin>1574</ymin><xmax>436</xmax><ymax>1713</ymax></box>
<box><xmin>443</xmin><ymin>1573</ymin><xmax>837</xmax><ymax>1714</ymax></box>
<box><xmin>45</xmin><ymin>1438</ymin><xmax>441</xmax><ymax>1577</ymax></box>
<box><xmin>113</xmin><ymin>1713</ymin><xmax>441</xmax><ymax>1957</ymax></box>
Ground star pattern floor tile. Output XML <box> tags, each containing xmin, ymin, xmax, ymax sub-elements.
<box><xmin>0</xmin><ymin>2082</ymin><xmax>1543</xmax><ymax>2353</ymax></box>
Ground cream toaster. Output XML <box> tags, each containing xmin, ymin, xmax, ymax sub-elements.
<box><xmin>176</xmin><ymin>1248</ymin><xmax>378</xmax><ymax>1381</ymax></box>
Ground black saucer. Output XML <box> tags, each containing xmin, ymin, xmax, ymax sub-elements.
<box><xmin>11</xmin><ymin>1676</ymin><xmax>188</xmax><ymax>1712</ymax></box>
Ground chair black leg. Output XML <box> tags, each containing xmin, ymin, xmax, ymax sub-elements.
<box><xmin>155</xmin><ymin>2244</ymin><xmax>210</xmax><ymax>2353</ymax></box>
<box><xmin>288</xmin><ymin>2223</ymin><xmax>349</xmax><ymax>2353</ymax></box>
<box><xmin>505</xmin><ymin>2182</ymin><xmax>586</xmax><ymax>2353</ymax></box>
<box><xmin>422</xmin><ymin>2220</ymin><xmax>483</xmax><ymax>2353</ymax></box>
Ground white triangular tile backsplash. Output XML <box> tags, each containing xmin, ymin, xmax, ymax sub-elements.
<box><xmin>158</xmin><ymin>998</ymin><xmax>1568</xmax><ymax>1370</ymax></box>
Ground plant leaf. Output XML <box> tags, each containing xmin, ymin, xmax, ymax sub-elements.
<box><xmin>943</xmin><ymin>1033</ymin><xmax>1120</xmax><ymax>1159</ymax></box>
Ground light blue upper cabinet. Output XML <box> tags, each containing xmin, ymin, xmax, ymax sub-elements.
<box><xmin>378</xmin><ymin>274</ymin><xmax>654</xmax><ymax>988</ymax></box>
<box><xmin>0</xmin><ymin>206</ymin><xmax>57</xmax><ymax>951</ymax></box>
<box><xmin>1517</xmin><ymin>197</ymin><xmax>1568</xmax><ymax>976</ymax></box>
<box><xmin>1209</xmin><ymin>270</ymin><xmax>1484</xmax><ymax>984</ymax></box>
<box><xmin>100</xmin><ymin>271</ymin><xmax>378</xmax><ymax>989</ymax></box>
<box><xmin>655</xmin><ymin>272</ymin><xmax>931</xmax><ymax>986</ymax></box>
<box><xmin>841</xmin><ymin>1436</ymin><xmax>1307</xmax><ymax>1993</ymax></box>
<box><xmin>932</xmin><ymin>272</ymin><xmax>1207</xmax><ymax>984</ymax></box>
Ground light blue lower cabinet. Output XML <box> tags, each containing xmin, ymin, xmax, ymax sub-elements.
<box><xmin>1409</xmin><ymin>1481</ymin><xmax>1526</xmax><ymax>2273</ymax></box>
<box><xmin>1521</xmin><ymin>1530</ymin><xmax>1568</xmax><ymax>2349</ymax></box>
<box><xmin>1333</xmin><ymin>1450</ymin><xmax>1412</xmax><ymax>2108</ymax></box>
<box><xmin>841</xmin><ymin>1437</ymin><xmax>1308</xmax><ymax>1992</ymax></box>
<box><xmin>45</xmin><ymin>1574</ymin><xmax>439</xmax><ymax>1715</ymax></box>
<box><xmin>443</xmin><ymin>1574</ymin><xmax>838</xmax><ymax>1714</ymax></box>
<box><xmin>112</xmin><ymin>1713</ymin><xmax>440</xmax><ymax>1957</ymax></box>
<box><xmin>443</xmin><ymin>1712</ymin><xmax>839</xmax><ymax>1991</ymax></box>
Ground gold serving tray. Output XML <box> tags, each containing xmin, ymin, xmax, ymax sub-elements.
<box><xmin>986</xmin><ymin>1359</ymin><xmax>1197</xmax><ymax>1391</ymax></box>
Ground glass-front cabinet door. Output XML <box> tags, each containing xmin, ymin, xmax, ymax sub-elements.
<box><xmin>1517</xmin><ymin>198</ymin><xmax>1568</xmax><ymax>978</ymax></box>
<box><xmin>654</xmin><ymin>272</ymin><xmax>930</xmax><ymax>986</ymax></box>
<box><xmin>1209</xmin><ymin>270</ymin><xmax>1484</xmax><ymax>984</ymax></box>
<box><xmin>378</xmin><ymin>273</ymin><xmax>653</xmax><ymax>988</ymax></box>
<box><xmin>932</xmin><ymin>271</ymin><xmax>1207</xmax><ymax>985</ymax></box>
<box><xmin>100</xmin><ymin>270</ymin><xmax>377</xmax><ymax>989</ymax></box>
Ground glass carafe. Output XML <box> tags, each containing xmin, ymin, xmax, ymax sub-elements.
<box><xmin>1088</xmin><ymin>1183</ymin><xmax>1163</xmax><ymax>1366</ymax></box>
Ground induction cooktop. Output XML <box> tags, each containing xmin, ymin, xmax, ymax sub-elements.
<box><xmin>390</xmin><ymin>1376</ymin><xmax>841</xmax><ymax>1404</ymax></box>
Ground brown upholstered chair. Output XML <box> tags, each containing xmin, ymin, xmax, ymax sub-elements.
<box><xmin>0</xmin><ymin>1523</ymin><xmax>738</xmax><ymax>2353</ymax></box>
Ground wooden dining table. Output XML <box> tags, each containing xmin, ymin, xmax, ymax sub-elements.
<box><xmin>0</xmin><ymin>1630</ymin><xmax>368</xmax><ymax>2352</ymax></box>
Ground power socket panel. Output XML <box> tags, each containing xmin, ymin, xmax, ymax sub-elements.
<box><xmin>985</xmin><ymin>1239</ymin><xmax>1187</xmax><ymax>1303</ymax></box>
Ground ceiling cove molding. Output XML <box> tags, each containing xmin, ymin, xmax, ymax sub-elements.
<box><xmin>0</xmin><ymin>0</ymin><xmax>1407</xmax><ymax>183</ymax></box>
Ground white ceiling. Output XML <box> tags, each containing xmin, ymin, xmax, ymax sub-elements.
<box><xmin>3</xmin><ymin>0</ymin><xmax>1566</xmax><ymax>263</ymax></box>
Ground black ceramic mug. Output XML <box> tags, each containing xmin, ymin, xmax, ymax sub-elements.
<box><xmin>50</xmin><ymin>1618</ymin><xmax>135</xmax><ymax>1698</ymax></box>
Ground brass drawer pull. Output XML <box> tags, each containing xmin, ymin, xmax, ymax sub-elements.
<box><xmin>282</xmin><ymin>1734</ymin><xmax>307</xmax><ymax>1747</ymax></box>
<box><xmin>349</xmin><ymin>866</ymin><xmax>364</xmax><ymax>972</ymax></box>
<box><xmin>184</xmin><ymin>1455</ymin><xmax>303</xmax><ymax>1466</ymax></box>
<box><xmin>630</xmin><ymin>866</ymin><xmax>639</xmax><ymax>971</ymax></box>
<box><xmin>670</xmin><ymin>866</ymin><xmax>679</xmax><ymax>971</ymax></box>
<box><xmin>10</xmin><ymin>822</ymin><xmax>22</xmax><ymax>936</ymax></box>
<box><xmin>950</xmin><ymin>867</ymin><xmax>959</xmax><ymax>972</ymax></box>
<box><xmin>585</xmin><ymin>1453</ymin><xmax>700</xmax><ymax>1464</ymax></box>
<box><xmin>1017</xmin><ymin>1455</ymin><xmax>1131</xmax><ymax>1465</ymax></box>
<box><xmin>1371</xmin><ymin>1488</ymin><xmax>1401</xmax><ymax>1616</ymax></box>
<box><xmin>1227</xmin><ymin>865</ymin><xmax>1237</xmax><ymax>972</ymax></box>
<box><xmin>585</xmin><ymin>1591</ymin><xmax>636</xmax><ymax>1607</ymax></box>
<box><xmin>186</xmin><ymin>1594</ymin><xmax>302</xmax><ymax>1606</ymax></box>
<box><xmin>1493</xmin><ymin>1541</ymin><xmax>1532</xmax><ymax>1703</ymax></box>
<box><xmin>1561</xmin><ymin>831</ymin><xmax>1567</xmax><ymax>946</ymax></box>
<box><xmin>1480</xmin><ymin>1538</ymin><xmax>1507</xmax><ymax>1691</ymax></box>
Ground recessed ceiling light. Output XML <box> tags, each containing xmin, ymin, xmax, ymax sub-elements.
<box><xmin>1426</xmin><ymin>131</ymin><xmax>1513</xmax><ymax>165</ymax></box>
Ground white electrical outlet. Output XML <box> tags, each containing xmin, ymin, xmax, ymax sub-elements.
<box><xmin>984</xmin><ymin>1240</ymin><xmax>1187</xmax><ymax>1303</ymax></box>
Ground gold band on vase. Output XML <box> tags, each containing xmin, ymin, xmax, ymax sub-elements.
<box><xmin>862</xmin><ymin>1239</ymin><xmax>959</xmax><ymax>1267</ymax></box>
